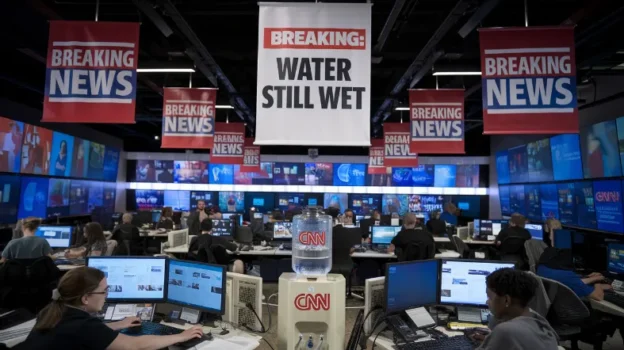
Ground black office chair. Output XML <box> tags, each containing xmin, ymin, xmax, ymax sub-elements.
<box><xmin>499</xmin><ymin>236</ymin><xmax>529</xmax><ymax>270</ymax></box>
<box><xmin>112</xmin><ymin>226</ymin><xmax>143</xmax><ymax>256</ymax></box>
<box><xmin>0</xmin><ymin>257</ymin><xmax>61</xmax><ymax>314</ymax></box>
<box><xmin>331</xmin><ymin>227</ymin><xmax>361</xmax><ymax>294</ymax></box>
<box><xmin>451</xmin><ymin>236</ymin><xmax>471</xmax><ymax>258</ymax></box>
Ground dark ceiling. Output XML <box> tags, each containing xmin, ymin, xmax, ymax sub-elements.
<box><xmin>2</xmin><ymin>0</ymin><xmax>624</xmax><ymax>156</ymax></box>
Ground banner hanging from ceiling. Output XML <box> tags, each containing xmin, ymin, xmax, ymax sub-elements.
<box><xmin>161</xmin><ymin>88</ymin><xmax>217</xmax><ymax>149</ymax></box>
<box><xmin>368</xmin><ymin>139</ymin><xmax>386</xmax><ymax>174</ymax></box>
<box><xmin>240</xmin><ymin>138</ymin><xmax>262</xmax><ymax>172</ymax></box>
<box><xmin>383</xmin><ymin>123</ymin><xmax>418</xmax><ymax>167</ymax></box>
<box><xmin>409</xmin><ymin>89</ymin><xmax>465</xmax><ymax>154</ymax></box>
<box><xmin>255</xmin><ymin>2</ymin><xmax>371</xmax><ymax>146</ymax></box>
<box><xmin>211</xmin><ymin>123</ymin><xmax>245</xmax><ymax>164</ymax></box>
<box><xmin>42</xmin><ymin>21</ymin><xmax>139</xmax><ymax>123</ymax></box>
<box><xmin>479</xmin><ymin>26</ymin><xmax>578</xmax><ymax>134</ymax></box>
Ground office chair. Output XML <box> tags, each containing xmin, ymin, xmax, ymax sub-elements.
<box><xmin>539</xmin><ymin>276</ymin><xmax>610</xmax><ymax>350</ymax></box>
<box><xmin>499</xmin><ymin>236</ymin><xmax>529</xmax><ymax>270</ymax></box>
<box><xmin>112</xmin><ymin>226</ymin><xmax>143</xmax><ymax>256</ymax></box>
<box><xmin>526</xmin><ymin>272</ymin><xmax>551</xmax><ymax>318</ymax></box>
<box><xmin>105</xmin><ymin>240</ymin><xmax>117</xmax><ymax>256</ymax></box>
<box><xmin>331</xmin><ymin>227</ymin><xmax>361</xmax><ymax>295</ymax></box>
<box><xmin>0</xmin><ymin>257</ymin><xmax>61</xmax><ymax>314</ymax></box>
<box><xmin>451</xmin><ymin>235</ymin><xmax>470</xmax><ymax>258</ymax></box>
<box><xmin>524</xmin><ymin>240</ymin><xmax>547</xmax><ymax>273</ymax></box>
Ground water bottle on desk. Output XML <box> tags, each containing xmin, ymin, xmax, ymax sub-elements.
<box><xmin>291</xmin><ymin>207</ymin><xmax>332</xmax><ymax>276</ymax></box>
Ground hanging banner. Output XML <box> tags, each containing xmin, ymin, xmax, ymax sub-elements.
<box><xmin>368</xmin><ymin>139</ymin><xmax>386</xmax><ymax>174</ymax></box>
<box><xmin>240</xmin><ymin>138</ymin><xmax>262</xmax><ymax>172</ymax></box>
<box><xmin>255</xmin><ymin>2</ymin><xmax>371</xmax><ymax>146</ymax></box>
<box><xmin>42</xmin><ymin>21</ymin><xmax>139</xmax><ymax>123</ymax></box>
<box><xmin>161</xmin><ymin>88</ymin><xmax>217</xmax><ymax>149</ymax></box>
<box><xmin>211</xmin><ymin>123</ymin><xmax>245</xmax><ymax>164</ymax></box>
<box><xmin>409</xmin><ymin>89</ymin><xmax>465</xmax><ymax>154</ymax></box>
<box><xmin>384</xmin><ymin>123</ymin><xmax>418</xmax><ymax>167</ymax></box>
<box><xmin>479</xmin><ymin>26</ymin><xmax>578</xmax><ymax>134</ymax></box>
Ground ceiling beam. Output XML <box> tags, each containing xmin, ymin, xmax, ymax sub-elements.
<box><xmin>457</xmin><ymin>0</ymin><xmax>501</xmax><ymax>38</ymax></box>
<box><xmin>373</xmin><ymin>0</ymin><xmax>407</xmax><ymax>55</ymax></box>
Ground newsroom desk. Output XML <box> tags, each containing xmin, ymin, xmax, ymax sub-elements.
<box><xmin>367</xmin><ymin>333</ymin><xmax>567</xmax><ymax>350</ymax></box>
<box><xmin>591</xmin><ymin>294</ymin><xmax>624</xmax><ymax>318</ymax></box>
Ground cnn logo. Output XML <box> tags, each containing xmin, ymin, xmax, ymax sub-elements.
<box><xmin>299</xmin><ymin>231</ymin><xmax>326</xmax><ymax>245</ymax></box>
<box><xmin>294</xmin><ymin>293</ymin><xmax>330</xmax><ymax>311</ymax></box>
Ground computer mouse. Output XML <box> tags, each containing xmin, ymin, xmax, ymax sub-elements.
<box><xmin>279</xmin><ymin>244</ymin><xmax>284</xmax><ymax>250</ymax></box>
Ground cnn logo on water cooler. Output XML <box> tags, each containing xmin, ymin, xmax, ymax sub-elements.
<box><xmin>294</xmin><ymin>293</ymin><xmax>330</xmax><ymax>311</ymax></box>
<box><xmin>298</xmin><ymin>231</ymin><xmax>326</xmax><ymax>245</ymax></box>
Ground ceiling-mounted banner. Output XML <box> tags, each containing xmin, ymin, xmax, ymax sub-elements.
<box><xmin>409</xmin><ymin>89</ymin><xmax>465</xmax><ymax>154</ymax></box>
<box><xmin>211</xmin><ymin>123</ymin><xmax>245</xmax><ymax>164</ymax></box>
<box><xmin>479</xmin><ymin>26</ymin><xmax>578</xmax><ymax>134</ymax></box>
<box><xmin>383</xmin><ymin>123</ymin><xmax>418</xmax><ymax>168</ymax></box>
<box><xmin>42</xmin><ymin>21</ymin><xmax>139</xmax><ymax>123</ymax></box>
<box><xmin>240</xmin><ymin>138</ymin><xmax>262</xmax><ymax>172</ymax></box>
<box><xmin>368</xmin><ymin>139</ymin><xmax>386</xmax><ymax>174</ymax></box>
<box><xmin>161</xmin><ymin>88</ymin><xmax>217</xmax><ymax>149</ymax></box>
<box><xmin>255</xmin><ymin>2</ymin><xmax>371</xmax><ymax>146</ymax></box>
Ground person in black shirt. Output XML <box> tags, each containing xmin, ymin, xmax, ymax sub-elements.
<box><xmin>189</xmin><ymin>219</ymin><xmax>244</xmax><ymax>274</ymax></box>
<box><xmin>359</xmin><ymin>209</ymin><xmax>381</xmax><ymax>242</ymax></box>
<box><xmin>426</xmin><ymin>210</ymin><xmax>447</xmax><ymax>236</ymax></box>
<box><xmin>388</xmin><ymin>213</ymin><xmax>435</xmax><ymax>259</ymax></box>
<box><xmin>495</xmin><ymin>213</ymin><xmax>532</xmax><ymax>247</ymax></box>
<box><xmin>19</xmin><ymin>267</ymin><xmax>203</xmax><ymax>350</ymax></box>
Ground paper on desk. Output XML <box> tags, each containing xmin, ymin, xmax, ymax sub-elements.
<box><xmin>196</xmin><ymin>337</ymin><xmax>259</xmax><ymax>350</ymax></box>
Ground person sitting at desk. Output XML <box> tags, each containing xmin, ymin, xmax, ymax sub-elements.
<box><xmin>18</xmin><ymin>267</ymin><xmax>203</xmax><ymax>350</ymax></box>
<box><xmin>189</xmin><ymin>219</ymin><xmax>244</xmax><ymax>274</ymax></box>
<box><xmin>495</xmin><ymin>213</ymin><xmax>531</xmax><ymax>246</ymax></box>
<box><xmin>65</xmin><ymin>222</ymin><xmax>107</xmax><ymax>258</ymax></box>
<box><xmin>1</xmin><ymin>217</ymin><xmax>52</xmax><ymax>263</ymax></box>
<box><xmin>111</xmin><ymin>213</ymin><xmax>142</xmax><ymax>255</ymax></box>
<box><xmin>388</xmin><ymin>213</ymin><xmax>435</xmax><ymax>260</ymax></box>
<box><xmin>472</xmin><ymin>268</ymin><xmax>559</xmax><ymax>349</ymax></box>
<box><xmin>359</xmin><ymin>209</ymin><xmax>381</xmax><ymax>242</ymax></box>
<box><xmin>156</xmin><ymin>207</ymin><xmax>174</xmax><ymax>230</ymax></box>
<box><xmin>187</xmin><ymin>200</ymin><xmax>208</xmax><ymax>236</ymax></box>
<box><xmin>426</xmin><ymin>210</ymin><xmax>447</xmax><ymax>236</ymax></box>
<box><xmin>544</xmin><ymin>218</ymin><xmax>562</xmax><ymax>247</ymax></box>
<box><xmin>343</xmin><ymin>209</ymin><xmax>355</xmax><ymax>225</ymax></box>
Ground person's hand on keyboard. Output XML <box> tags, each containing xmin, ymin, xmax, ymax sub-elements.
<box><xmin>465</xmin><ymin>328</ymin><xmax>490</xmax><ymax>344</ymax></box>
<box><xmin>118</xmin><ymin>316</ymin><xmax>142</xmax><ymax>329</ymax></box>
<box><xmin>178</xmin><ymin>326</ymin><xmax>204</xmax><ymax>342</ymax></box>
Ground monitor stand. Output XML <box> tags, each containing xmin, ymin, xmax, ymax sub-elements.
<box><xmin>456</xmin><ymin>306</ymin><xmax>485</xmax><ymax>324</ymax></box>
<box><xmin>180</xmin><ymin>307</ymin><xmax>220</xmax><ymax>328</ymax></box>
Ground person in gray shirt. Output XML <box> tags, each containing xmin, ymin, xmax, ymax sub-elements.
<box><xmin>474</xmin><ymin>268</ymin><xmax>559</xmax><ymax>350</ymax></box>
<box><xmin>1</xmin><ymin>217</ymin><xmax>52</xmax><ymax>262</ymax></box>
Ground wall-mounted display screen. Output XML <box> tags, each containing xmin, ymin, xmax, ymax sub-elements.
<box><xmin>499</xmin><ymin>185</ymin><xmax>511</xmax><ymax>216</ymax></box>
<box><xmin>509</xmin><ymin>185</ymin><xmax>526</xmax><ymax>216</ymax></box>
<box><xmin>333</xmin><ymin>163</ymin><xmax>366</xmax><ymax>186</ymax></box>
<box><xmin>305</xmin><ymin>162</ymin><xmax>333</xmax><ymax>185</ymax></box>
<box><xmin>18</xmin><ymin>176</ymin><xmax>49</xmax><ymax>219</ymax></box>
<box><xmin>234</xmin><ymin>162</ymin><xmax>273</xmax><ymax>185</ymax></box>
<box><xmin>581</xmin><ymin>120</ymin><xmax>622</xmax><ymax>179</ymax></box>
<box><xmin>277</xmin><ymin>193</ymin><xmax>305</xmax><ymax>211</ymax></box>
<box><xmin>71</xmin><ymin>138</ymin><xmax>90</xmax><ymax>179</ymax></box>
<box><xmin>273</xmin><ymin>162</ymin><xmax>305</xmax><ymax>185</ymax></box>
<box><xmin>508</xmin><ymin>145</ymin><xmax>528</xmax><ymax>183</ymax></box>
<box><xmin>381</xmin><ymin>194</ymin><xmax>408</xmax><ymax>216</ymax></box>
<box><xmin>0</xmin><ymin>117</ymin><xmax>23</xmax><ymax>173</ymax></box>
<box><xmin>434</xmin><ymin>165</ymin><xmax>457</xmax><ymax>187</ymax></box>
<box><xmin>456</xmin><ymin>165</ymin><xmax>479</xmax><ymax>187</ymax></box>
<box><xmin>47</xmin><ymin>178</ymin><xmax>70</xmax><ymax>218</ymax></box>
<box><xmin>174</xmin><ymin>161</ymin><xmax>208</xmax><ymax>184</ymax></box>
<box><xmin>0</xmin><ymin>174</ymin><xmax>20</xmax><ymax>224</ymax></box>
<box><xmin>574</xmin><ymin>181</ymin><xmax>597</xmax><ymax>229</ymax></box>
<box><xmin>102</xmin><ymin>147</ymin><xmax>120</xmax><ymax>182</ymax></box>
<box><xmin>20</xmin><ymin>125</ymin><xmax>53</xmax><ymax>175</ymax></box>
<box><xmin>164</xmin><ymin>190</ymin><xmax>190</xmax><ymax>211</ymax></box>
<box><xmin>189</xmin><ymin>191</ymin><xmax>217</xmax><ymax>210</ymax></box>
<box><xmin>557</xmin><ymin>183</ymin><xmax>575</xmax><ymax>225</ymax></box>
<box><xmin>135</xmin><ymin>190</ymin><xmax>164</xmax><ymax>210</ymax></box>
<box><xmin>49</xmin><ymin>131</ymin><xmax>74</xmax><ymax>177</ymax></box>
<box><xmin>324</xmin><ymin>193</ymin><xmax>348</xmax><ymax>213</ymax></box>
<box><xmin>496</xmin><ymin>150</ymin><xmax>510</xmax><ymax>184</ymax></box>
<box><xmin>540</xmin><ymin>183</ymin><xmax>559</xmax><ymax>221</ymax></box>
<box><xmin>525</xmin><ymin>185</ymin><xmax>541</xmax><ymax>222</ymax></box>
<box><xmin>550</xmin><ymin>134</ymin><xmax>582</xmax><ymax>181</ymax></box>
<box><xmin>218</xmin><ymin>191</ymin><xmax>244</xmax><ymax>212</ymax></box>
<box><xmin>349</xmin><ymin>194</ymin><xmax>381</xmax><ymax>215</ymax></box>
<box><xmin>87</xmin><ymin>142</ymin><xmax>105</xmax><ymax>180</ymax></box>
<box><xmin>527</xmin><ymin>138</ymin><xmax>553</xmax><ymax>182</ymax></box>
<box><xmin>244</xmin><ymin>192</ymin><xmax>276</xmax><ymax>213</ymax></box>
<box><xmin>69</xmin><ymin>180</ymin><xmax>90</xmax><ymax>216</ymax></box>
<box><xmin>593</xmin><ymin>180</ymin><xmax>624</xmax><ymax>233</ymax></box>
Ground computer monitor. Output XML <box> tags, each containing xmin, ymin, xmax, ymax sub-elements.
<box><xmin>212</xmin><ymin>219</ymin><xmax>233</xmax><ymax>238</ymax></box>
<box><xmin>439</xmin><ymin>259</ymin><xmax>515</xmax><ymax>307</ymax></box>
<box><xmin>152</xmin><ymin>210</ymin><xmax>162</xmax><ymax>223</ymax></box>
<box><xmin>136</xmin><ymin>211</ymin><xmax>153</xmax><ymax>225</ymax></box>
<box><xmin>525</xmin><ymin>223</ymin><xmax>543</xmax><ymax>240</ymax></box>
<box><xmin>477</xmin><ymin>220</ymin><xmax>505</xmax><ymax>237</ymax></box>
<box><xmin>253</xmin><ymin>212</ymin><xmax>263</xmax><ymax>219</ymax></box>
<box><xmin>371</xmin><ymin>226</ymin><xmax>401</xmax><ymax>245</ymax></box>
<box><xmin>273</xmin><ymin>221</ymin><xmax>293</xmax><ymax>240</ymax></box>
<box><xmin>167</xmin><ymin>260</ymin><xmax>227</xmax><ymax>315</ymax></box>
<box><xmin>413</xmin><ymin>211</ymin><xmax>430</xmax><ymax>223</ymax></box>
<box><xmin>385</xmin><ymin>260</ymin><xmax>439</xmax><ymax>313</ymax></box>
<box><xmin>553</xmin><ymin>229</ymin><xmax>572</xmax><ymax>250</ymax></box>
<box><xmin>35</xmin><ymin>225</ymin><xmax>73</xmax><ymax>248</ymax></box>
<box><xmin>607</xmin><ymin>243</ymin><xmax>624</xmax><ymax>275</ymax></box>
<box><xmin>86</xmin><ymin>256</ymin><xmax>168</xmax><ymax>302</ymax></box>
<box><xmin>222</xmin><ymin>213</ymin><xmax>242</xmax><ymax>226</ymax></box>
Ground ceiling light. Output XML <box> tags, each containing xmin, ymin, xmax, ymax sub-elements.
<box><xmin>154</xmin><ymin>135</ymin><xmax>160</xmax><ymax>140</ymax></box>
<box><xmin>216</xmin><ymin>105</ymin><xmax>234</xmax><ymax>109</ymax></box>
<box><xmin>432</xmin><ymin>71</ymin><xmax>481</xmax><ymax>76</ymax></box>
<box><xmin>137</xmin><ymin>68</ymin><xmax>196</xmax><ymax>73</ymax></box>
<box><xmin>395</xmin><ymin>107</ymin><xmax>410</xmax><ymax>111</ymax></box>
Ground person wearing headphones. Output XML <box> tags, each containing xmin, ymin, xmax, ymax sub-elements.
<box><xmin>18</xmin><ymin>267</ymin><xmax>203</xmax><ymax>349</ymax></box>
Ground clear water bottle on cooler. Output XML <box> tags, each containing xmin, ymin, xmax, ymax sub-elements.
<box><xmin>292</xmin><ymin>207</ymin><xmax>333</xmax><ymax>276</ymax></box>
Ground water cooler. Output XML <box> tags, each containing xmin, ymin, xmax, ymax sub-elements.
<box><xmin>277</xmin><ymin>208</ymin><xmax>346</xmax><ymax>349</ymax></box>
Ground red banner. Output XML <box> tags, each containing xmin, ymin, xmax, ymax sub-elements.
<box><xmin>409</xmin><ymin>89</ymin><xmax>464</xmax><ymax>154</ymax></box>
<box><xmin>161</xmin><ymin>88</ymin><xmax>217</xmax><ymax>149</ymax></box>
<box><xmin>479</xmin><ymin>26</ymin><xmax>578</xmax><ymax>134</ymax></box>
<box><xmin>42</xmin><ymin>21</ymin><xmax>139</xmax><ymax>123</ymax></box>
<box><xmin>383</xmin><ymin>123</ymin><xmax>418</xmax><ymax>167</ymax></box>
<box><xmin>368</xmin><ymin>139</ymin><xmax>386</xmax><ymax>174</ymax></box>
<box><xmin>211</xmin><ymin>123</ymin><xmax>245</xmax><ymax>164</ymax></box>
<box><xmin>240</xmin><ymin>138</ymin><xmax>261</xmax><ymax>172</ymax></box>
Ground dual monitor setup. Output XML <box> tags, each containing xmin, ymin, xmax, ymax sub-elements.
<box><xmin>472</xmin><ymin>219</ymin><xmax>543</xmax><ymax>240</ymax></box>
<box><xmin>86</xmin><ymin>256</ymin><xmax>226</xmax><ymax>321</ymax></box>
<box><xmin>553</xmin><ymin>229</ymin><xmax>624</xmax><ymax>279</ymax></box>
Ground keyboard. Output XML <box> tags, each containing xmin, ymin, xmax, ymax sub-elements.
<box><xmin>54</xmin><ymin>258</ymin><xmax>85</xmax><ymax>266</ymax></box>
<box><xmin>604</xmin><ymin>291</ymin><xmax>624</xmax><ymax>309</ymax></box>
<box><xmin>401</xmin><ymin>336</ymin><xmax>474</xmax><ymax>350</ymax></box>
<box><xmin>121</xmin><ymin>322</ymin><xmax>183</xmax><ymax>336</ymax></box>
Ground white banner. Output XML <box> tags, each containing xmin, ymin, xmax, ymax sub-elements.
<box><xmin>256</xmin><ymin>2</ymin><xmax>371</xmax><ymax>146</ymax></box>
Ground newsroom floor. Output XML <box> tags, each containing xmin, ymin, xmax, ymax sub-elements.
<box><xmin>254</xmin><ymin>284</ymin><xmax>624</xmax><ymax>350</ymax></box>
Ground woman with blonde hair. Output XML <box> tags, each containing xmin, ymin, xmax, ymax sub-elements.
<box><xmin>545</xmin><ymin>218</ymin><xmax>562</xmax><ymax>246</ymax></box>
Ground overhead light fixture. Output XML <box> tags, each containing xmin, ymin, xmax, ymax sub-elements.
<box><xmin>216</xmin><ymin>105</ymin><xmax>234</xmax><ymax>109</ymax></box>
<box><xmin>395</xmin><ymin>107</ymin><xmax>410</xmax><ymax>111</ymax></box>
<box><xmin>154</xmin><ymin>135</ymin><xmax>160</xmax><ymax>140</ymax></box>
<box><xmin>137</xmin><ymin>68</ymin><xmax>196</xmax><ymax>73</ymax></box>
<box><xmin>432</xmin><ymin>71</ymin><xmax>481</xmax><ymax>76</ymax></box>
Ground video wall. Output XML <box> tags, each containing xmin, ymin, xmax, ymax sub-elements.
<box><xmin>496</xmin><ymin>117</ymin><xmax>624</xmax><ymax>235</ymax></box>
<box><xmin>0</xmin><ymin>116</ymin><xmax>120</xmax><ymax>182</ymax></box>
<box><xmin>127</xmin><ymin>189</ymin><xmax>482</xmax><ymax>219</ymax></box>
<box><xmin>0</xmin><ymin>173</ymin><xmax>117</xmax><ymax>224</ymax></box>
<box><xmin>131</xmin><ymin>161</ymin><xmax>483</xmax><ymax>188</ymax></box>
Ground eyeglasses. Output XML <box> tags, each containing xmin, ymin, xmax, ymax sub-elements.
<box><xmin>89</xmin><ymin>290</ymin><xmax>109</xmax><ymax>295</ymax></box>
